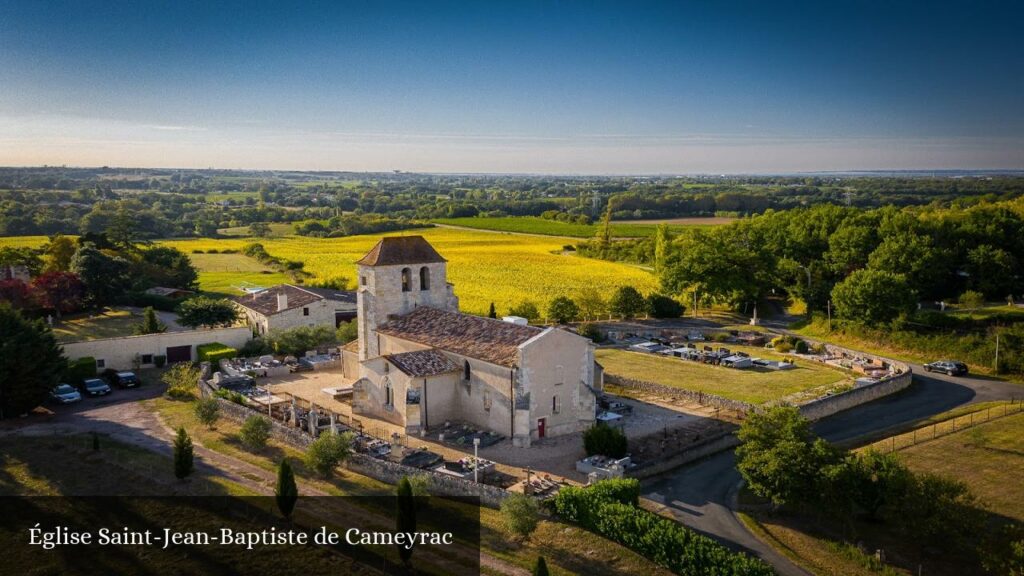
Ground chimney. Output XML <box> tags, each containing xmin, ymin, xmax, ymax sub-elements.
<box><xmin>277</xmin><ymin>291</ymin><xmax>288</xmax><ymax>312</ymax></box>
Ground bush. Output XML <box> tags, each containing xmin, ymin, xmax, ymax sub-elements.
<box><xmin>162</xmin><ymin>363</ymin><xmax>201</xmax><ymax>400</ymax></box>
<box><xmin>196</xmin><ymin>342</ymin><xmax>238</xmax><ymax>363</ymax></box>
<box><xmin>66</xmin><ymin>356</ymin><xmax>97</xmax><ymax>385</ymax></box>
<box><xmin>304</xmin><ymin>431</ymin><xmax>355</xmax><ymax>477</ymax></box>
<box><xmin>214</xmin><ymin>388</ymin><xmax>246</xmax><ymax>404</ymax></box>
<box><xmin>194</xmin><ymin>397</ymin><xmax>220</xmax><ymax>429</ymax></box>
<box><xmin>336</xmin><ymin>321</ymin><xmax>358</xmax><ymax>344</ymax></box>
<box><xmin>239</xmin><ymin>415</ymin><xmax>272</xmax><ymax>451</ymax></box>
<box><xmin>508</xmin><ymin>300</ymin><xmax>540</xmax><ymax>321</ymax></box>
<box><xmin>239</xmin><ymin>338</ymin><xmax>272</xmax><ymax>358</ymax></box>
<box><xmin>267</xmin><ymin>325</ymin><xmax>337</xmax><ymax>356</ymax></box>
<box><xmin>583</xmin><ymin>423</ymin><xmax>627</xmax><ymax>458</ymax></box>
<box><xmin>500</xmin><ymin>493</ymin><xmax>540</xmax><ymax>539</ymax></box>
<box><xmin>794</xmin><ymin>339</ymin><xmax>809</xmax><ymax>354</ymax></box>
<box><xmin>577</xmin><ymin>323</ymin><xmax>603</xmax><ymax>342</ymax></box>
<box><xmin>128</xmin><ymin>292</ymin><xmax>179</xmax><ymax>312</ymax></box>
<box><xmin>646</xmin><ymin>294</ymin><xmax>685</xmax><ymax>318</ymax></box>
<box><xmin>153</xmin><ymin>354</ymin><xmax>167</xmax><ymax>368</ymax></box>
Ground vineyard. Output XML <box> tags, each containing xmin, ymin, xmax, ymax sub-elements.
<box><xmin>432</xmin><ymin>216</ymin><xmax>726</xmax><ymax>238</ymax></box>
<box><xmin>1</xmin><ymin>228</ymin><xmax>659</xmax><ymax>315</ymax></box>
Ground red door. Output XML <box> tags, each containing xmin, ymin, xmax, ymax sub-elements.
<box><xmin>537</xmin><ymin>418</ymin><xmax>546</xmax><ymax>439</ymax></box>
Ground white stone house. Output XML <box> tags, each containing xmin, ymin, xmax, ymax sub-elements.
<box><xmin>233</xmin><ymin>284</ymin><xmax>355</xmax><ymax>336</ymax></box>
<box><xmin>1</xmin><ymin>264</ymin><xmax>30</xmax><ymax>282</ymax></box>
<box><xmin>347</xmin><ymin>236</ymin><xmax>600</xmax><ymax>447</ymax></box>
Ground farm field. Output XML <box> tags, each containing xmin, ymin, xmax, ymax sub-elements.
<box><xmin>217</xmin><ymin>222</ymin><xmax>295</xmax><ymax>236</ymax></box>
<box><xmin>187</xmin><ymin>252</ymin><xmax>291</xmax><ymax>294</ymax></box>
<box><xmin>50</xmin><ymin>307</ymin><xmax>141</xmax><ymax>343</ymax></box>
<box><xmin>1</xmin><ymin>229</ymin><xmax>659</xmax><ymax>314</ymax></box>
<box><xmin>595</xmin><ymin>346</ymin><xmax>850</xmax><ymax>405</ymax></box>
<box><xmin>432</xmin><ymin>216</ymin><xmax>727</xmax><ymax>238</ymax></box>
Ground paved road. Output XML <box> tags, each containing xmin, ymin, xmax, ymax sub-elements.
<box><xmin>643</xmin><ymin>360</ymin><xmax>1023</xmax><ymax>576</ymax></box>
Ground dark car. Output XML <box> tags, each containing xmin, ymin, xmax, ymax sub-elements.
<box><xmin>107</xmin><ymin>371</ymin><xmax>141</xmax><ymax>388</ymax></box>
<box><xmin>80</xmin><ymin>378</ymin><xmax>112</xmax><ymax>396</ymax></box>
<box><xmin>924</xmin><ymin>360</ymin><xmax>969</xmax><ymax>376</ymax></box>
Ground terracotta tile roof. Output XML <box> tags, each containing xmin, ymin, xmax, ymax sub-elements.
<box><xmin>377</xmin><ymin>306</ymin><xmax>542</xmax><ymax>367</ymax></box>
<box><xmin>232</xmin><ymin>285</ymin><xmax>323</xmax><ymax>316</ymax></box>
<box><xmin>356</xmin><ymin>236</ymin><xmax>446</xmax><ymax>267</ymax></box>
<box><xmin>385</xmin><ymin>349</ymin><xmax>460</xmax><ymax>377</ymax></box>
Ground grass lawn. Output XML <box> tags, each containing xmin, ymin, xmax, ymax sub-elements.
<box><xmin>432</xmin><ymin>216</ymin><xmax>724</xmax><ymax>238</ymax></box>
<box><xmin>187</xmin><ymin>252</ymin><xmax>291</xmax><ymax>295</ymax></box>
<box><xmin>897</xmin><ymin>410</ymin><xmax>1024</xmax><ymax>523</ymax></box>
<box><xmin>52</xmin><ymin>307</ymin><xmax>142</xmax><ymax>343</ymax></box>
<box><xmin>594</xmin><ymin>347</ymin><xmax>850</xmax><ymax>405</ymax></box>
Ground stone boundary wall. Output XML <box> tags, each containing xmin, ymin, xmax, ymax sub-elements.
<box><xmin>196</xmin><ymin>364</ymin><xmax>507</xmax><ymax>507</ymax></box>
<box><xmin>629</xmin><ymin>432</ymin><xmax>740</xmax><ymax>480</ymax></box>
<box><xmin>63</xmin><ymin>325</ymin><xmax>251</xmax><ymax>371</ymax></box>
<box><xmin>796</xmin><ymin>343</ymin><xmax>913</xmax><ymax>422</ymax></box>
<box><xmin>604</xmin><ymin>374</ymin><xmax>755</xmax><ymax>414</ymax></box>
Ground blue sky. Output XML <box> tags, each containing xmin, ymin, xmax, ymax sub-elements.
<box><xmin>1</xmin><ymin>0</ymin><xmax>1022</xmax><ymax>173</ymax></box>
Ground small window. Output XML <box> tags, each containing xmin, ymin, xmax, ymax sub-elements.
<box><xmin>96</xmin><ymin>359</ymin><xmax>106</xmax><ymax>368</ymax></box>
<box><xmin>419</xmin><ymin>266</ymin><xmax>430</xmax><ymax>290</ymax></box>
<box><xmin>401</xmin><ymin>268</ymin><xmax>412</xmax><ymax>292</ymax></box>
<box><xmin>384</xmin><ymin>378</ymin><xmax>394</xmax><ymax>406</ymax></box>
<box><xmin>303</xmin><ymin>307</ymin><xmax>309</xmax><ymax>316</ymax></box>
<box><xmin>552</xmin><ymin>395</ymin><xmax>560</xmax><ymax>414</ymax></box>
<box><xmin>141</xmin><ymin>354</ymin><xmax>153</xmax><ymax>365</ymax></box>
<box><xmin>463</xmin><ymin>360</ymin><xmax>471</xmax><ymax>381</ymax></box>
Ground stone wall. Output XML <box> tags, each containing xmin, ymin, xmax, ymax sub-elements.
<box><xmin>604</xmin><ymin>374</ymin><xmax>755</xmax><ymax>414</ymax></box>
<box><xmin>629</xmin><ymin>432</ymin><xmax>740</xmax><ymax>480</ymax></box>
<box><xmin>62</xmin><ymin>326</ymin><xmax>251</xmax><ymax>372</ymax></box>
<box><xmin>796</xmin><ymin>344</ymin><xmax>913</xmax><ymax>422</ymax></box>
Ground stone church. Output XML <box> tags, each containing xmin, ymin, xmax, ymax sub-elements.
<box><xmin>345</xmin><ymin>235</ymin><xmax>600</xmax><ymax>447</ymax></box>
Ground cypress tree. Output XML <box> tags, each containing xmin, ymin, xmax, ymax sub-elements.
<box><xmin>396</xmin><ymin>477</ymin><xmax>416</xmax><ymax>566</ymax></box>
<box><xmin>173</xmin><ymin>427</ymin><xmax>194</xmax><ymax>480</ymax></box>
<box><xmin>533</xmin><ymin>556</ymin><xmax>550</xmax><ymax>576</ymax></box>
<box><xmin>276</xmin><ymin>459</ymin><xmax>298</xmax><ymax>519</ymax></box>
<box><xmin>488</xmin><ymin>302</ymin><xmax>497</xmax><ymax>319</ymax></box>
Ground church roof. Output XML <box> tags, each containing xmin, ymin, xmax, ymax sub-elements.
<box><xmin>377</xmin><ymin>306</ymin><xmax>543</xmax><ymax>367</ymax></box>
<box><xmin>356</xmin><ymin>236</ymin><xmax>446</xmax><ymax>267</ymax></box>
<box><xmin>385</xmin><ymin>349</ymin><xmax>461</xmax><ymax>377</ymax></box>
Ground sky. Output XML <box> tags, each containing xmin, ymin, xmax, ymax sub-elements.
<box><xmin>1</xmin><ymin>0</ymin><xmax>1022</xmax><ymax>174</ymax></box>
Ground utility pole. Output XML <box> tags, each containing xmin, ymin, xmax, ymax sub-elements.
<box><xmin>827</xmin><ymin>300</ymin><xmax>832</xmax><ymax>332</ymax></box>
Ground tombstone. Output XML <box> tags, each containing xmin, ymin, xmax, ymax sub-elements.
<box><xmin>46</xmin><ymin>314</ymin><xmax>54</xmax><ymax>327</ymax></box>
<box><xmin>329</xmin><ymin>412</ymin><xmax>337</xmax><ymax>434</ymax></box>
<box><xmin>308</xmin><ymin>407</ymin><xmax>319</xmax><ymax>436</ymax></box>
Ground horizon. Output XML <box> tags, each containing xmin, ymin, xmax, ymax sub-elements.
<box><xmin>2</xmin><ymin>1</ymin><xmax>1023</xmax><ymax>173</ymax></box>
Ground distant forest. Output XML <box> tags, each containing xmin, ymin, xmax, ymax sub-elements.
<box><xmin>1</xmin><ymin>166</ymin><xmax>1023</xmax><ymax>237</ymax></box>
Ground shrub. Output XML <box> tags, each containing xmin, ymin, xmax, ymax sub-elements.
<box><xmin>173</xmin><ymin>427</ymin><xmax>194</xmax><ymax>480</ymax></box>
<box><xmin>304</xmin><ymin>431</ymin><xmax>355</xmax><ymax>477</ymax></box>
<box><xmin>577</xmin><ymin>323</ymin><xmax>603</xmax><ymax>342</ymax></box>
<box><xmin>194</xmin><ymin>397</ymin><xmax>220</xmax><ymax>429</ymax></box>
<box><xmin>646</xmin><ymin>294</ymin><xmax>685</xmax><ymax>318</ymax></box>
<box><xmin>196</xmin><ymin>342</ymin><xmax>238</xmax><ymax>363</ymax></box>
<box><xmin>794</xmin><ymin>339</ymin><xmax>809</xmax><ymax>354</ymax></box>
<box><xmin>336</xmin><ymin>321</ymin><xmax>358</xmax><ymax>344</ymax></box>
<box><xmin>267</xmin><ymin>325</ymin><xmax>336</xmax><ymax>356</ymax></box>
<box><xmin>128</xmin><ymin>292</ymin><xmax>178</xmax><ymax>312</ymax></box>
<box><xmin>500</xmin><ymin>493</ymin><xmax>540</xmax><ymax>539</ymax></box>
<box><xmin>214</xmin><ymin>388</ymin><xmax>246</xmax><ymax>404</ymax></box>
<box><xmin>239</xmin><ymin>338</ymin><xmax>272</xmax><ymax>358</ymax></box>
<box><xmin>66</xmin><ymin>356</ymin><xmax>97</xmax><ymax>385</ymax></box>
<box><xmin>153</xmin><ymin>354</ymin><xmax>167</xmax><ymax>368</ymax></box>
<box><xmin>583</xmin><ymin>423</ymin><xmax>627</xmax><ymax>458</ymax></box>
<box><xmin>239</xmin><ymin>415</ymin><xmax>272</xmax><ymax>450</ymax></box>
<box><xmin>162</xmin><ymin>363</ymin><xmax>201</xmax><ymax>400</ymax></box>
<box><xmin>508</xmin><ymin>300</ymin><xmax>540</xmax><ymax>321</ymax></box>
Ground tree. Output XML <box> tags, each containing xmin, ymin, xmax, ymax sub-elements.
<box><xmin>0</xmin><ymin>303</ymin><xmax>66</xmax><ymax>419</ymax></box>
<box><xmin>583</xmin><ymin>423</ymin><xmax>628</xmax><ymax>458</ymax></box>
<box><xmin>0</xmin><ymin>247</ymin><xmax>43</xmax><ymax>276</ymax></box>
<box><xmin>249</xmin><ymin>222</ymin><xmax>272</xmax><ymax>237</ymax></box>
<box><xmin>959</xmin><ymin>290</ymin><xmax>985</xmax><ymax>311</ymax></box>
<box><xmin>500</xmin><ymin>493</ymin><xmax>540</xmax><ymax>539</ymax></box>
<box><xmin>609</xmin><ymin>286</ymin><xmax>646</xmax><ymax>319</ymax></box>
<box><xmin>137</xmin><ymin>246</ymin><xmax>199</xmax><ymax>290</ymax></box>
<box><xmin>135</xmin><ymin>306</ymin><xmax>166</xmax><ymax>335</ymax></box>
<box><xmin>303</xmin><ymin>431</ymin><xmax>355</xmax><ymax>477</ymax></box>
<box><xmin>30</xmin><ymin>271</ymin><xmax>85</xmax><ymax>319</ymax></box>
<box><xmin>43</xmin><ymin>234</ymin><xmax>77</xmax><ymax>272</ymax></box>
<box><xmin>965</xmin><ymin>244</ymin><xmax>1017</xmax><ymax>299</ymax></box>
<box><xmin>70</xmin><ymin>243</ymin><xmax>131</xmax><ymax>308</ymax></box>
<box><xmin>576</xmin><ymin>286</ymin><xmax>607</xmax><ymax>320</ymax></box>
<box><xmin>0</xmin><ymin>279</ymin><xmax>32</xmax><ymax>309</ymax></box>
<box><xmin>276</xmin><ymin>459</ymin><xmax>299</xmax><ymax>520</ymax></box>
<box><xmin>268</xmin><ymin>325</ymin><xmax>336</xmax><ymax>356</ymax></box>
<box><xmin>653</xmin><ymin>223</ymin><xmax>671</xmax><ymax>274</ymax></box>
<box><xmin>508</xmin><ymin>300</ymin><xmax>540</xmax><ymax>321</ymax></box>
<box><xmin>239</xmin><ymin>415</ymin><xmax>271</xmax><ymax>451</ymax></box>
<box><xmin>335</xmin><ymin>321</ymin><xmax>358</xmax><ymax>344</ymax></box>
<box><xmin>546</xmin><ymin>296</ymin><xmax>579</xmax><ymax>324</ymax></box>
<box><xmin>194</xmin><ymin>397</ymin><xmax>220</xmax><ymax>429</ymax></box>
<box><xmin>488</xmin><ymin>302</ymin><xmax>497</xmax><ymax>319</ymax></box>
<box><xmin>107</xmin><ymin>206</ymin><xmax>143</xmax><ymax>251</ymax></box>
<box><xmin>830</xmin><ymin>269</ymin><xmax>917</xmax><ymax>324</ymax></box>
<box><xmin>177</xmin><ymin>296</ymin><xmax>238</xmax><ymax>329</ymax></box>
<box><xmin>735</xmin><ymin>406</ymin><xmax>839</xmax><ymax>506</ymax></box>
<box><xmin>173</xmin><ymin>427</ymin><xmax>194</xmax><ymax>480</ymax></box>
<box><xmin>162</xmin><ymin>362</ymin><xmax>201</xmax><ymax>399</ymax></box>
<box><xmin>646</xmin><ymin>294</ymin><xmax>684</xmax><ymax>318</ymax></box>
<box><xmin>866</xmin><ymin>233</ymin><xmax>944</xmax><ymax>298</ymax></box>
<box><xmin>533</xmin><ymin>556</ymin><xmax>550</xmax><ymax>576</ymax></box>
<box><xmin>396</xmin><ymin>477</ymin><xmax>417</xmax><ymax>566</ymax></box>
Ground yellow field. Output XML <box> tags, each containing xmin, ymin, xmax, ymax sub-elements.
<box><xmin>1</xmin><ymin>229</ymin><xmax>658</xmax><ymax>315</ymax></box>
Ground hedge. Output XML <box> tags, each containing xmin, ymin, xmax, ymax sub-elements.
<box><xmin>66</xmin><ymin>357</ymin><xmax>97</xmax><ymax>384</ymax></box>
<box><xmin>196</xmin><ymin>342</ymin><xmax>238</xmax><ymax>363</ymax></box>
<box><xmin>552</xmin><ymin>480</ymin><xmax>773</xmax><ymax>576</ymax></box>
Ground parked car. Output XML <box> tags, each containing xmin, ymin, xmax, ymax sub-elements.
<box><xmin>924</xmin><ymin>360</ymin><xmax>969</xmax><ymax>376</ymax></box>
<box><xmin>50</xmin><ymin>384</ymin><xmax>82</xmax><ymax>404</ymax></box>
<box><xmin>107</xmin><ymin>371</ymin><xmax>140</xmax><ymax>388</ymax></box>
<box><xmin>80</xmin><ymin>378</ymin><xmax>111</xmax><ymax>397</ymax></box>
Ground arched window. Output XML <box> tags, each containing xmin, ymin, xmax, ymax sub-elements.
<box><xmin>384</xmin><ymin>377</ymin><xmax>393</xmax><ymax>406</ymax></box>
<box><xmin>401</xmin><ymin>268</ymin><xmax>411</xmax><ymax>292</ymax></box>
<box><xmin>463</xmin><ymin>360</ymin><xmax>471</xmax><ymax>381</ymax></box>
<box><xmin>419</xmin><ymin>266</ymin><xmax>430</xmax><ymax>290</ymax></box>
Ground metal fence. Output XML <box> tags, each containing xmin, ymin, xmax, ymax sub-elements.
<box><xmin>866</xmin><ymin>399</ymin><xmax>1023</xmax><ymax>453</ymax></box>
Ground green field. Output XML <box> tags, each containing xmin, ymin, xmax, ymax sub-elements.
<box><xmin>216</xmin><ymin>222</ymin><xmax>295</xmax><ymax>236</ymax></box>
<box><xmin>187</xmin><ymin>252</ymin><xmax>291</xmax><ymax>294</ymax></box>
<box><xmin>596</xmin><ymin>346</ymin><xmax>850</xmax><ymax>405</ymax></box>
<box><xmin>51</xmin><ymin>308</ymin><xmax>144</xmax><ymax>343</ymax></box>
<box><xmin>432</xmin><ymin>216</ymin><xmax>729</xmax><ymax>238</ymax></box>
